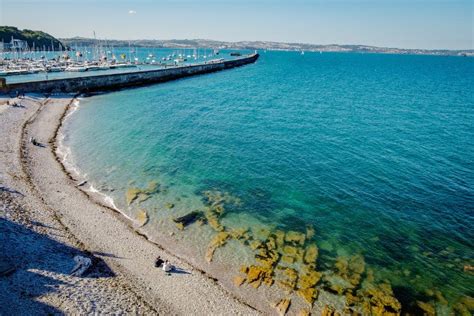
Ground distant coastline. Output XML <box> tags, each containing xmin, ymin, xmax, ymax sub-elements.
<box><xmin>61</xmin><ymin>37</ymin><xmax>474</xmax><ymax>57</ymax></box>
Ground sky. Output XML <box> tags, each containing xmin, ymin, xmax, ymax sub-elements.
<box><xmin>0</xmin><ymin>0</ymin><xmax>472</xmax><ymax>50</ymax></box>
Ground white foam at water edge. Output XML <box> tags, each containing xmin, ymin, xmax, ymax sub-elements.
<box><xmin>56</xmin><ymin>133</ymin><xmax>83</xmax><ymax>178</ymax></box>
<box><xmin>88</xmin><ymin>184</ymin><xmax>134</xmax><ymax>222</ymax></box>
<box><xmin>57</xmin><ymin>97</ymin><xmax>134</xmax><ymax>223</ymax></box>
<box><xmin>56</xmin><ymin>98</ymin><xmax>83</xmax><ymax>177</ymax></box>
<box><xmin>88</xmin><ymin>183</ymin><xmax>133</xmax><ymax>221</ymax></box>
<box><xmin>65</xmin><ymin>99</ymin><xmax>81</xmax><ymax>118</ymax></box>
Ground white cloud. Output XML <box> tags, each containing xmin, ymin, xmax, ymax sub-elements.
<box><xmin>128</xmin><ymin>10</ymin><xmax>137</xmax><ymax>14</ymax></box>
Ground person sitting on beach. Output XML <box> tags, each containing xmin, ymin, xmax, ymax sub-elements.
<box><xmin>155</xmin><ymin>256</ymin><xmax>164</xmax><ymax>268</ymax></box>
<box><xmin>162</xmin><ymin>260</ymin><xmax>174</xmax><ymax>272</ymax></box>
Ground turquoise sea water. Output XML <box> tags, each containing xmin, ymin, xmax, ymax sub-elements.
<box><xmin>63</xmin><ymin>51</ymin><xmax>473</xmax><ymax>313</ymax></box>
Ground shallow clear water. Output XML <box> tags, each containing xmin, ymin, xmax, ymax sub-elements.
<box><xmin>63</xmin><ymin>51</ymin><xmax>474</xmax><ymax>312</ymax></box>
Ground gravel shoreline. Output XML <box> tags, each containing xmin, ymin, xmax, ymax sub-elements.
<box><xmin>0</xmin><ymin>95</ymin><xmax>258</xmax><ymax>315</ymax></box>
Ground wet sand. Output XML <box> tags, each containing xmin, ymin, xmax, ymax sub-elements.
<box><xmin>0</xmin><ymin>95</ymin><xmax>258</xmax><ymax>315</ymax></box>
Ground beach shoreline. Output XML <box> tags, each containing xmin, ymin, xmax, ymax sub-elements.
<box><xmin>0</xmin><ymin>95</ymin><xmax>259</xmax><ymax>315</ymax></box>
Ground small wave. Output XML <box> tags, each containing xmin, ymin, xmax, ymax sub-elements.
<box><xmin>87</xmin><ymin>183</ymin><xmax>132</xmax><ymax>220</ymax></box>
<box><xmin>56</xmin><ymin>98</ymin><xmax>134</xmax><ymax>222</ymax></box>
<box><xmin>65</xmin><ymin>99</ymin><xmax>81</xmax><ymax>118</ymax></box>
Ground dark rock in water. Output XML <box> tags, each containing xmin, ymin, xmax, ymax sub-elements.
<box><xmin>173</xmin><ymin>210</ymin><xmax>205</xmax><ymax>228</ymax></box>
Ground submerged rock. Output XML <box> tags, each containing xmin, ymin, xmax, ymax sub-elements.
<box><xmin>173</xmin><ymin>210</ymin><xmax>205</xmax><ymax>228</ymax></box>
<box><xmin>453</xmin><ymin>296</ymin><xmax>474</xmax><ymax>316</ymax></box>
<box><xmin>357</xmin><ymin>281</ymin><xmax>401</xmax><ymax>316</ymax></box>
<box><xmin>125</xmin><ymin>181</ymin><xmax>160</xmax><ymax>205</ymax></box>
<box><xmin>304</xmin><ymin>244</ymin><xmax>318</xmax><ymax>264</ymax></box>
<box><xmin>243</xmin><ymin>264</ymin><xmax>274</xmax><ymax>289</ymax></box>
<box><xmin>298</xmin><ymin>308</ymin><xmax>311</xmax><ymax>316</ymax></box>
<box><xmin>297</xmin><ymin>269</ymin><xmax>322</xmax><ymax>289</ymax></box>
<box><xmin>321</xmin><ymin>305</ymin><xmax>338</xmax><ymax>316</ymax></box>
<box><xmin>274</xmin><ymin>230</ymin><xmax>286</xmax><ymax>247</ymax></box>
<box><xmin>285</xmin><ymin>231</ymin><xmax>306</xmax><ymax>245</ymax></box>
<box><xmin>136</xmin><ymin>209</ymin><xmax>149</xmax><ymax>227</ymax></box>
<box><xmin>305</xmin><ymin>225</ymin><xmax>315</xmax><ymax>240</ymax></box>
<box><xmin>297</xmin><ymin>287</ymin><xmax>318</xmax><ymax>305</ymax></box>
<box><xmin>233</xmin><ymin>275</ymin><xmax>246</xmax><ymax>287</ymax></box>
<box><xmin>126</xmin><ymin>187</ymin><xmax>141</xmax><ymax>205</ymax></box>
<box><xmin>274</xmin><ymin>298</ymin><xmax>291</xmax><ymax>316</ymax></box>
<box><xmin>416</xmin><ymin>301</ymin><xmax>435</xmax><ymax>316</ymax></box>
<box><xmin>205</xmin><ymin>232</ymin><xmax>230</xmax><ymax>262</ymax></box>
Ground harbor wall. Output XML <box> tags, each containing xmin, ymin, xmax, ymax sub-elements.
<box><xmin>0</xmin><ymin>54</ymin><xmax>259</xmax><ymax>94</ymax></box>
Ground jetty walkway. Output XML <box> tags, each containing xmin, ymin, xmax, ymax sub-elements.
<box><xmin>0</xmin><ymin>53</ymin><xmax>259</xmax><ymax>94</ymax></box>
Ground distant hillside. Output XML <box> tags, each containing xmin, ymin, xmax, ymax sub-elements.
<box><xmin>61</xmin><ymin>37</ymin><xmax>473</xmax><ymax>57</ymax></box>
<box><xmin>0</xmin><ymin>26</ymin><xmax>65</xmax><ymax>50</ymax></box>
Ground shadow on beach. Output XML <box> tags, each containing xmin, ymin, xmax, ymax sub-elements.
<box><xmin>0</xmin><ymin>216</ymin><xmax>116</xmax><ymax>314</ymax></box>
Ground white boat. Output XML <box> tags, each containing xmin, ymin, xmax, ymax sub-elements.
<box><xmin>28</xmin><ymin>68</ymin><xmax>45</xmax><ymax>74</ymax></box>
<box><xmin>66</xmin><ymin>66</ymin><xmax>88</xmax><ymax>72</ymax></box>
<box><xmin>47</xmin><ymin>66</ymin><xmax>63</xmax><ymax>72</ymax></box>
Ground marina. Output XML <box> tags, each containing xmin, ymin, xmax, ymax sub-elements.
<box><xmin>0</xmin><ymin>38</ymin><xmax>246</xmax><ymax>84</ymax></box>
<box><xmin>0</xmin><ymin>52</ymin><xmax>259</xmax><ymax>93</ymax></box>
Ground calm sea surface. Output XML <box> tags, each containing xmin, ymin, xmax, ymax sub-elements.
<box><xmin>63</xmin><ymin>51</ymin><xmax>474</xmax><ymax>312</ymax></box>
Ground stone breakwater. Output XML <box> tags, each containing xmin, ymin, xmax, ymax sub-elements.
<box><xmin>0</xmin><ymin>54</ymin><xmax>259</xmax><ymax>94</ymax></box>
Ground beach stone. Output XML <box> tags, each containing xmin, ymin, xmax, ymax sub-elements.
<box><xmin>165</xmin><ymin>202</ymin><xmax>174</xmax><ymax>209</ymax></box>
<box><xmin>274</xmin><ymin>298</ymin><xmax>291</xmax><ymax>316</ymax></box>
